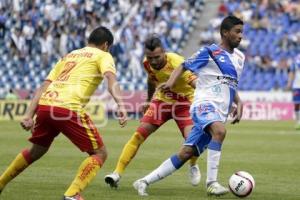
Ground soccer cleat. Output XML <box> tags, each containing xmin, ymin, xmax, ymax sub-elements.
<box><xmin>63</xmin><ymin>193</ymin><xmax>84</xmax><ymax>200</ymax></box>
<box><xmin>189</xmin><ymin>164</ymin><xmax>201</xmax><ymax>186</ymax></box>
<box><xmin>207</xmin><ymin>182</ymin><xmax>229</xmax><ymax>196</ymax></box>
<box><xmin>104</xmin><ymin>172</ymin><xmax>120</xmax><ymax>188</ymax></box>
<box><xmin>133</xmin><ymin>179</ymin><xmax>148</xmax><ymax>196</ymax></box>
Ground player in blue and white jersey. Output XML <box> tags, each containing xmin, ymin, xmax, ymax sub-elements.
<box><xmin>287</xmin><ymin>54</ymin><xmax>300</xmax><ymax>129</ymax></box>
<box><xmin>133</xmin><ymin>16</ymin><xmax>245</xmax><ymax>197</ymax></box>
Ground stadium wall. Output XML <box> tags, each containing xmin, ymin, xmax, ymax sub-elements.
<box><xmin>0</xmin><ymin>100</ymin><xmax>105</xmax><ymax>121</ymax></box>
<box><xmin>0</xmin><ymin>91</ymin><xmax>294</xmax><ymax>121</ymax></box>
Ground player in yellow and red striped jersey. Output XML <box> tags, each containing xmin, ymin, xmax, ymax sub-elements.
<box><xmin>105</xmin><ymin>36</ymin><xmax>201</xmax><ymax>188</ymax></box>
<box><xmin>0</xmin><ymin>26</ymin><xmax>127</xmax><ymax>200</ymax></box>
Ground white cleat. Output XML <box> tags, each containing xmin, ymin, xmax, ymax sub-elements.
<box><xmin>104</xmin><ymin>172</ymin><xmax>120</xmax><ymax>188</ymax></box>
<box><xmin>133</xmin><ymin>179</ymin><xmax>149</xmax><ymax>196</ymax></box>
<box><xmin>189</xmin><ymin>164</ymin><xmax>201</xmax><ymax>186</ymax></box>
<box><xmin>207</xmin><ymin>182</ymin><xmax>229</xmax><ymax>196</ymax></box>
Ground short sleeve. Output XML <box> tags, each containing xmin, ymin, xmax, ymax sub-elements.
<box><xmin>168</xmin><ymin>53</ymin><xmax>184</xmax><ymax>68</ymax></box>
<box><xmin>98</xmin><ymin>53</ymin><xmax>116</xmax><ymax>75</ymax></box>
<box><xmin>182</xmin><ymin>70</ymin><xmax>197</xmax><ymax>84</ymax></box>
<box><xmin>182</xmin><ymin>47</ymin><xmax>209</xmax><ymax>73</ymax></box>
<box><xmin>46</xmin><ymin>59</ymin><xmax>64</xmax><ymax>81</ymax></box>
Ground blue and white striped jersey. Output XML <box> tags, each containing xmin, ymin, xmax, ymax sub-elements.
<box><xmin>182</xmin><ymin>44</ymin><xmax>245</xmax><ymax>121</ymax></box>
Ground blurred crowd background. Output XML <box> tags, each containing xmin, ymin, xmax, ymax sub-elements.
<box><xmin>0</xmin><ymin>0</ymin><xmax>299</xmax><ymax>99</ymax></box>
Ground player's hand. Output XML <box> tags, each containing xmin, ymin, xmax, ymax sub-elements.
<box><xmin>20</xmin><ymin>116</ymin><xmax>34</xmax><ymax>131</ymax></box>
<box><xmin>117</xmin><ymin>105</ymin><xmax>128</xmax><ymax>128</ymax></box>
<box><xmin>231</xmin><ymin>102</ymin><xmax>243</xmax><ymax>124</ymax></box>
<box><xmin>157</xmin><ymin>82</ymin><xmax>171</xmax><ymax>92</ymax></box>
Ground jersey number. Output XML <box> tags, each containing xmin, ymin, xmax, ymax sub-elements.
<box><xmin>57</xmin><ymin>61</ymin><xmax>77</xmax><ymax>81</ymax></box>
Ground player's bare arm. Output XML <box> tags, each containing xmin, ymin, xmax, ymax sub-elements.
<box><xmin>20</xmin><ymin>80</ymin><xmax>51</xmax><ymax>131</ymax></box>
<box><xmin>190</xmin><ymin>78</ymin><xmax>197</xmax><ymax>89</ymax></box>
<box><xmin>104</xmin><ymin>71</ymin><xmax>128</xmax><ymax>127</ymax></box>
<box><xmin>159</xmin><ymin>65</ymin><xmax>186</xmax><ymax>91</ymax></box>
<box><xmin>231</xmin><ymin>92</ymin><xmax>243</xmax><ymax>124</ymax></box>
<box><xmin>142</xmin><ymin>77</ymin><xmax>156</xmax><ymax>113</ymax></box>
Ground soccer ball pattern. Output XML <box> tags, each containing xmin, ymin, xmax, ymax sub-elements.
<box><xmin>229</xmin><ymin>171</ymin><xmax>255</xmax><ymax>198</ymax></box>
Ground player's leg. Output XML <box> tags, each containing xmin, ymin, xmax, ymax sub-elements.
<box><xmin>62</xmin><ymin>113</ymin><xmax>106</xmax><ymax>199</ymax></box>
<box><xmin>115</xmin><ymin>123</ymin><xmax>159</xmax><ymax>175</ymax></box>
<box><xmin>182</xmin><ymin>125</ymin><xmax>201</xmax><ymax>186</ymax></box>
<box><xmin>105</xmin><ymin>100</ymin><xmax>171</xmax><ymax>187</ymax></box>
<box><xmin>0</xmin><ymin>144</ymin><xmax>48</xmax><ymax>192</ymax></box>
<box><xmin>175</xmin><ymin>102</ymin><xmax>201</xmax><ymax>186</ymax></box>
<box><xmin>64</xmin><ymin>146</ymin><xmax>107</xmax><ymax>199</ymax></box>
<box><xmin>133</xmin><ymin>145</ymin><xmax>196</xmax><ymax>196</ymax></box>
<box><xmin>133</xmin><ymin>126</ymin><xmax>211</xmax><ymax>196</ymax></box>
<box><xmin>205</xmin><ymin>121</ymin><xmax>229</xmax><ymax>196</ymax></box>
<box><xmin>104</xmin><ymin>122</ymin><xmax>159</xmax><ymax>188</ymax></box>
<box><xmin>0</xmin><ymin>109</ymin><xmax>57</xmax><ymax>193</ymax></box>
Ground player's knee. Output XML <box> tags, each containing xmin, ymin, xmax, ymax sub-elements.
<box><xmin>213</xmin><ymin>128</ymin><xmax>227</xmax><ymax>142</ymax></box>
<box><xmin>29</xmin><ymin>144</ymin><xmax>48</xmax><ymax>161</ymax></box>
<box><xmin>92</xmin><ymin>146</ymin><xmax>108</xmax><ymax>163</ymax></box>
<box><xmin>178</xmin><ymin>146</ymin><xmax>194</xmax><ymax>161</ymax></box>
<box><xmin>137</xmin><ymin>123</ymin><xmax>158</xmax><ymax>139</ymax></box>
<box><xmin>133</xmin><ymin>132</ymin><xmax>145</xmax><ymax>144</ymax></box>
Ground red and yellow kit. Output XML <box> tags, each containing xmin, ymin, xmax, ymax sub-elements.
<box><xmin>30</xmin><ymin>47</ymin><xmax>116</xmax><ymax>152</ymax></box>
<box><xmin>39</xmin><ymin>46</ymin><xmax>116</xmax><ymax>113</ymax></box>
<box><xmin>144</xmin><ymin>52</ymin><xmax>196</xmax><ymax>103</ymax></box>
<box><xmin>141</xmin><ymin>53</ymin><xmax>197</xmax><ymax>137</ymax></box>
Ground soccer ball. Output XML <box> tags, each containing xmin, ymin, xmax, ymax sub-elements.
<box><xmin>228</xmin><ymin>171</ymin><xmax>255</xmax><ymax>198</ymax></box>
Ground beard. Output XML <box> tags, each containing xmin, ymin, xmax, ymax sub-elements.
<box><xmin>229</xmin><ymin>40</ymin><xmax>240</xmax><ymax>49</ymax></box>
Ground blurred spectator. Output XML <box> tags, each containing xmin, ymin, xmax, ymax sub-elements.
<box><xmin>5</xmin><ymin>89</ymin><xmax>19</xmax><ymax>100</ymax></box>
<box><xmin>22</xmin><ymin>21</ymin><xmax>34</xmax><ymax>55</ymax></box>
<box><xmin>10</xmin><ymin>28</ymin><xmax>26</xmax><ymax>57</ymax></box>
<box><xmin>39</xmin><ymin>30</ymin><xmax>53</xmax><ymax>68</ymax></box>
<box><xmin>201</xmin><ymin>0</ymin><xmax>300</xmax><ymax>91</ymax></box>
<box><xmin>0</xmin><ymin>8</ymin><xmax>6</xmax><ymax>39</ymax></box>
<box><xmin>0</xmin><ymin>0</ymin><xmax>204</xmax><ymax>92</ymax></box>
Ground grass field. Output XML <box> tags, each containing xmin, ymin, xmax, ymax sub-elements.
<box><xmin>0</xmin><ymin>120</ymin><xmax>299</xmax><ymax>200</ymax></box>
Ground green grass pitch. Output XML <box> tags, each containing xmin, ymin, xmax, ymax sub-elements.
<box><xmin>0</xmin><ymin>120</ymin><xmax>299</xmax><ymax>200</ymax></box>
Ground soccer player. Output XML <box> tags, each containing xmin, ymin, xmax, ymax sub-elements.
<box><xmin>286</xmin><ymin>54</ymin><xmax>300</xmax><ymax>129</ymax></box>
<box><xmin>133</xmin><ymin>15</ymin><xmax>244</xmax><ymax>196</ymax></box>
<box><xmin>104</xmin><ymin>36</ymin><xmax>202</xmax><ymax>188</ymax></box>
<box><xmin>0</xmin><ymin>26</ymin><xmax>127</xmax><ymax>200</ymax></box>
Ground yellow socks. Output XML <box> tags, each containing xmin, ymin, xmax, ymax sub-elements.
<box><xmin>0</xmin><ymin>150</ymin><xmax>32</xmax><ymax>190</ymax></box>
<box><xmin>64</xmin><ymin>155</ymin><xmax>103</xmax><ymax>196</ymax></box>
<box><xmin>189</xmin><ymin>156</ymin><xmax>198</xmax><ymax>166</ymax></box>
<box><xmin>114</xmin><ymin>132</ymin><xmax>145</xmax><ymax>175</ymax></box>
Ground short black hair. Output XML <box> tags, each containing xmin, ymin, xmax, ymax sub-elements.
<box><xmin>144</xmin><ymin>35</ymin><xmax>163</xmax><ymax>51</ymax></box>
<box><xmin>88</xmin><ymin>26</ymin><xmax>114</xmax><ymax>46</ymax></box>
<box><xmin>220</xmin><ymin>16</ymin><xmax>244</xmax><ymax>37</ymax></box>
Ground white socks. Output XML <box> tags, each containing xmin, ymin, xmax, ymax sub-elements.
<box><xmin>143</xmin><ymin>158</ymin><xmax>177</xmax><ymax>185</ymax></box>
<box><xmin>206</xmin><ymin>148</ymin><xmax>221</xmax><ymax>185</ymax></box>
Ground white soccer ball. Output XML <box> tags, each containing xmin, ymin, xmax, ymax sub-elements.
<box><xmin>228</xmin><ymin>171</ymin><xmax>255</xmax><ymax>198</ymax></box>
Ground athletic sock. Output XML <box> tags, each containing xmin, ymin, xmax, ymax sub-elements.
<box><xmin>143</xmin><ymin>155</ymin><xmax>185</xmax><ymax>184</ymax></box>
<box><xmin>114</xmin><ymin>132</ymin><xmax>145</xmax><ymax>175</ymax></box>
<box><xmin>0</xmin><ymin>149</ymin><xmax>33</xmax><ymax>190</ymax></box>
<box><xmin>206</xmin><ymin>140</ymin><xmax>222</xmax><ymax>185</ymax></box>
<box><xmin>64</xmin><ymin>155</ymin><xmax>103</xmax><ymax>196</ymax></box>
